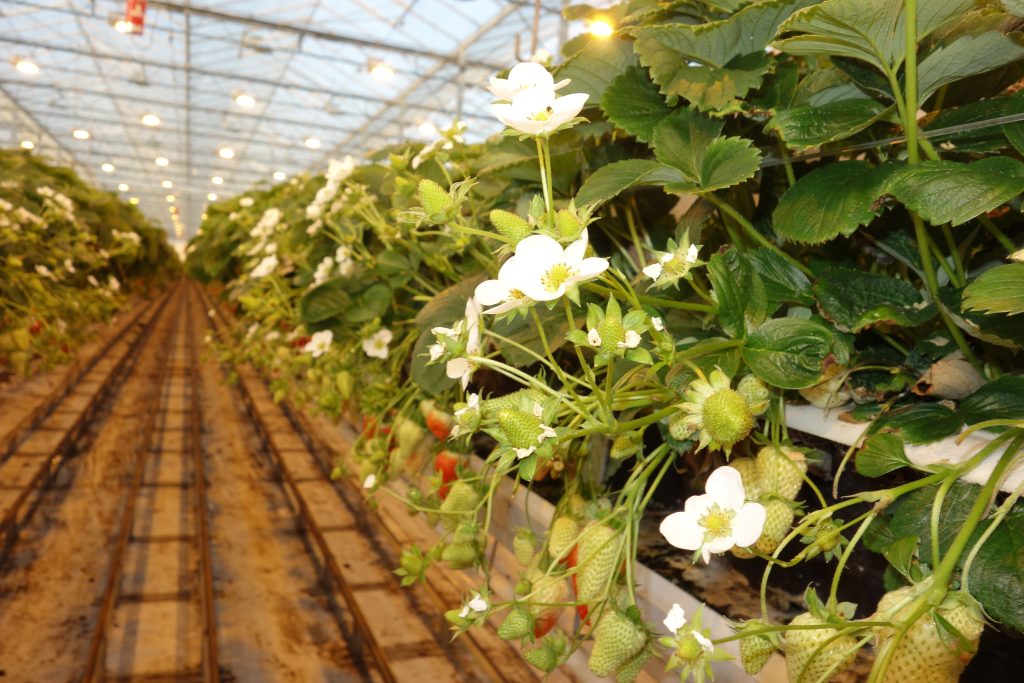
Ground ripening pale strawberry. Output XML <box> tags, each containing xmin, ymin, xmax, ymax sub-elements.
<box><xmin>527</xmin><ymin>571</ymin><xmax>569</xmax><ymax>639</ymax></box>
<box><xmin>479</xmin><ymin>388</ymin><xmax>546</xmax><ymax>418</ymax></box>
<box><xmin>783</xmin><ymin>612</ymin><xmax>857</xmax><ymax>683</ymax></box>
<box><xmin>667</xmin><ymin>410</ymin><xmax>694</xmax><ymax>441</ymax></box>
<box><xmin>498</xmin><ymin>606</ymin><xmax>535</xmax><ymax>640</ymax></box>
<box><xmin>872</xmin><ymin>590</ymin><xmax>984</xmax><ymax>683</ymax></box>
<box><xmin>418</xmin><ymin>178</ymin><xmax>453</xmax><ymax>219</ymax></box>
<box><xmin>610</xmin><ymin>432</ymin><xmax>642</xmax><ymax>460</ymax></box>
<box><xmin>588</xmin><ymin>609</ymin><xmax>647</xmax><ymax>677</ymax></box>
<box><xmin>513</xmin><ymin>528</ymin><xmax>536</xmax><ymax>567</ymax></box>
<box><xmin>737</xmin><ymin>374</ymin><xmax>771</xmax><ymax>415</ymax></box>
<box><xmin>547</xmin><ymin>516</ymin><xmax>580</xmax><ymax>563</ymax></box>
<box><xmin>576</xmin><ymin>522</ymin><xmax>622</xmax><ymax>603</ymax></box>
<box><xmin>615</xmin><ymin>648</ymin><xmax>651</xmax><ymax>683</ymax></box>
<box><xmin>395</xmin><ymin>417</ymin><xmax>426</xmax><ymax>461</ymax></box>
<box><xmin>755</xmin><ymin>499</ymin><xmax>795</xmax><ymax>555</ymax></box>
<box><xmin>738</xmin><ymin>620</ymin><xmax>775</xmax><ymax>674</ymax></box>
<box><xmin>757</xmin><ymin>445</ymin><xmax>807</xmax><ymax>500</ymax></box>
<box><xmin>489</xmin><ymin>209</ymin><xmax>532</xmax><ymax>244</ymax></box>
<box><xmin>730</xmin><ymin>457</ymin><xmax>764</xmax><ymax>500</ymax></box>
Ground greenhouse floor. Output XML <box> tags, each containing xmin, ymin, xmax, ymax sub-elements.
<box><xmin>0</xmin><ymin>281</ymin><xmax>546</xmax><ymax>683</ymax></box>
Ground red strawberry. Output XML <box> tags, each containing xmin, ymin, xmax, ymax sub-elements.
<box><xmin>534</xmin><ymin>611</ymin><xmax>558</xmax><ymax>639</ymax></box>
<box><xmin>29</xmin><ymin>320</ymin><xmax>43</xmax><ymax>335</ymax></box>
<box><xmin>419</xmin><ymin>400</ymin><xmax>453</xmax><ymax>440</ymax></box>
<box><xmin>434</xmin><ymin>450</ymin><xmax>460</xmax><ymax>498</ymax></box>
<box><xmin>290</xmin><ymin>335</ymin><xmax>310</xmax><ymax>348</ymax></box>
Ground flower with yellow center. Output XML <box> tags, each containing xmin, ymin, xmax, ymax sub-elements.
<box><xmin>660</xmin><ymin>466</ymin><xmax>765</xmax><ymax>564</ymax></box>
<box><xmin>671</xmin><ymin>368</ymin><xmax>754</xmax><ymax>453</ymax></box>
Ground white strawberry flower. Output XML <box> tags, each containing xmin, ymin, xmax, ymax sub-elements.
<box><xmin>445</xmin><ymin>297</ymin><xmax>482</xmax><ymax>389</ymax></box>
<box><xmin>362</xmin><ymin>328</ymin><xmax>393</xmax><ymax>360</ymax></box>
<box><xmin>642</xmin><ymin>251</ymin><xmax>674</xmax><ymax>280</ymax></box>
<box><xmin>651</xmin><ymin>316</ymin><xmax>665</xmax><ymax>332</ymax></box>
<box><xmin>659</xmin><ymin>465</ymin><xmax>766</xmax><ymax>564</ymax></box>
<box><xmin>458</xmin><ymin>593</ymin><xmax>488</xmax><ymax>618</ymax></box>
<box><xmin>335</xmin><ymin>246</ymin><xmax>355</xmax><ymax>276</ymax></box>
<box><xmin>313</xmin><ymin>256</ymin><xmax>334</xmax><ymax>286</ymax></box>
<box><xmin>63</xmin><ymin>258</ymin><xmax>75</xmax><ymax>273</ymax></box>
<box><xmin>496</xmin><ymin>229</ymin><xmax>608</xmax><ymax>304</ymax></box>
<box><xmin>587</xmin><ymin>328</ymin><xmax>602</xmax><ymax>346</ymax></box>
<box><xmin>250</xmin><ymin>254</ymin><xmax>278</xmax><ymax>279</ymax></box>
<box><xmin>108</xmin><ymin>275</ymin><xmax>120</xmax><ymax>291</ymax></box>
<box><xmin>474</xmin><ymin>260</ymin><xmax>533</xmax><ymax>315</ymax></box>
<box><xmin>35</xmin><ymin>264</ymin><xmax>56</xmax><ymax>280</ymax></box>
<box><xmin>492</xmin><ymin>87</ymin><xmax>589</xmax><ymax>137</ymax></box>
<box><xmin>303</xmin><ymin>329</ymin><xmax>333</xmax><ymax>358</ymax></box>
<box><xmin>87</xmin><ymin>274</ymin><xmax>99</xmax><ymax>287</ymax></box>
<box><xmin>487</xmin><ymin>61</ymin><xmax>569</xmax><ymax>102</ymax></box>
<box><xmin>362</xmin><ymin>473</ymin><xmax>377</xmax><ymax>489</ymax></box>
<box><xmin>664</xmin><ymin>603</ymin><xmax>687</xmax><ymax>635</ymax></box>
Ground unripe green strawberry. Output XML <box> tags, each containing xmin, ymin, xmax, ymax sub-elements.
<box><xmin>596</xmin><ymin>315</ymin><xmax>626</xmax><ymax>354</ymax></box>
<box><xmin>730</xmin><ymin>457</ymin><xmax>764</xmax><ymax>500</ymax></box>
<box><xmin>702</xmin><ymin>388</ymin><xmax>753</xmax><ymax>450</ymax></box>
<box><xmin>498</xmin><ymin>607</ymin><xmax>535</xmax><ymax>640</ymax></box>
<box><xmin>479</xmin><ymin>388</ymin><xmax>546</xmax><ymax>418</ymax></box>
<box><xmin>440</xmin><ymin>480</ymin><xmax>479</xmax><ymax>529</ymax></box>
<box><xmin>610</xmin><ymin>433</ymin><xmax>642</xmax><ymax>460</ymax></box>
<box><xmin>615</xmin><ymin>649</ymin><xmax>651</xmax><ymax>683</ymax></box>
<box><xmin>783</xmin><ymin>612</ymin><xmax>857</xmax><ymax>683</ymax></box>
<box><xmin>524</xmin><ymin>644</ymin><xmax>558</xmax><ymax>672</ymax></box>
<box><xmin>554</xmin><ymin>208</ymin><xmax>583</xmax><ymax>242</ymax></box>
<box><xmin>576</xmin><ymin>522</ymin><xmax>621</xmax><ymax>603</ymax></box>
<box><xmin>737</xmin><ymin>374</ymin><xmax>770</xmax><ymax>415</ymax></box>
<box><xmin>394</xmin><ymin>417</ymin><xmax>426</xmax><ymax>461</ymax></box>
<box><xmin>873</xmin><ymin>591</ymin><xmax>984</xmax><ymax>683</ymax></box>
<box><xmin>418</xmin><ymin>178</ymin><xmax>453</xmax><ymax>219</ymax></box>
<box><xmin>490</xmin><ymin>209</ymin><xmax>532</xmax><ymax>243</ymax></box>
<box><xmin>588</xmin><ymin>609</ymin><xmax>647</xmax><ymax>677</ymax></box>
<box><xmin>513</xmin><ymin>528</ymin><xmax>536</xmax><ymax>567</ymax></box>
<box><xmin>668</xmin><ymin>411</ymin><xmax>695</xmax><ymax>441</ymax></box>
<box><xmin>757</xmin><ymin>446</ymin><xmax>807</xmax><ymax>499</ymax></box>
<box><xmin>755</xmin><ymin>499</ymin><xmax>795</xmax><ymax>555</ymax></box>
<box><xmin>738</xmin><ymin>620</ymin><xmax>775</xmax><ymax>674</ymax></box>
<box><xmin>441</xmin><ymin>541</ymin><xmax>477</xmax><ymax>569</ymax></box>
<box><xmin>497</xmin><ymin>408</ymin><xmax>543</xmax><ymax>450</ymax></box>
<box><xmin>547</xmin><ymin>516</ymin><xmax>579</xmax><ymax>562</ymax></box>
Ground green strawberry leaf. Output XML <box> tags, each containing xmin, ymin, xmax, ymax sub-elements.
<box><xmin>773</xmin><ymin>161</ymin><xmax>895</xmax><ymax>243</ymax></box>
<box><xmin>742</xmin><ymin>318</ymin><xmax>836</xmax><ymax>389</ymax></box>
<box><xmin>856</xmin><ymin>432</ymin><xmax>911</xmax><ymax>477</ymax></box>
<box><xmin>575</xmin><ymin>159</ymin><xmax>686</xmax><ymax>207</ymax></box>
<box><xmin>651</xmin><ymin>109</ymin><xmax>761</xmax><ymax>192</ymax></box>
<box><xmin>814</xmin><ymin>267</ymin><xmax>935</xmax><ymax>332</ymax></box>
<box><xmin>918</xmin><ymin>32</ymin><xmax>1024</xmax><ymax>100</ymax></box>
<box><xmin>300</xmin><ymin>280</ymin><xmax>352</xmax><ymax>323</ymax></box>
<box><xmin>961</xmin><ymin>375</ymin><xmax>1024</xmax><ymax>429</ymax></box>
<box><xmin>963</xmin><ymin>264</ymin><xmax>1024</xmax><ymax>317</ymax></box>
<box><xmin>632</xmin><ymin>0</ymin><xmax>815</xmax><ymax>111</ymax></box>
<box><xmin>883</xmin><ymin>158</ymin><xmax>1024</xmax><ymax>226</ymax></box>
<box><xmin>600</xmin><ymin>66</ymin><xmax>672</xmax><ymax>143</ymax></box>
<box><xmin>768</xmin><ymin>98</ymin><xmax>889</xmax><ymax>148</ymax></box>
<box><xmin>556</xmin><ymin>37</ymin><xmax>637</xmax><ymax>102</ymax></box>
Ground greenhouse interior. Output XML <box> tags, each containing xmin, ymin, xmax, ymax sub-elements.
<box><xmin>1</xmin><ymin>0</ymin><xmax>1023</xmax><ymax>681</ymax></box>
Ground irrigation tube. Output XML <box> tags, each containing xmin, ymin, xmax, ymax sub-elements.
<box><xmin>785</xmin><ymin>405</ymin><xmax>1023</xmax><ymax>493</ymax></box>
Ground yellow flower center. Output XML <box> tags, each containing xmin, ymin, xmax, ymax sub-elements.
<box><xmin>699</xmin><ymin>504</ymin><xmax>735</xmax><ymax>540</ymax></box>
<box><xmin>541</xmin><ymin>263</ymin><xmax>575</xmax><ymax>293</ymax></box>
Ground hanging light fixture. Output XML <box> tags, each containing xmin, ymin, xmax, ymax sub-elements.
<box><xmin>72</xmin><ymin>128</ymin><xmax>91</xmax><ymax>140</ymax></box>
<box><xmin>211</xmin><ymin>176</ymin><xmax>224</xmax><ymax>185</ymax></box>
<box><xmin>155</xmin><ymin>156</ymin><xmax>169</xmax><ymax>167</ymax></box>
<box><xmin>20</xmin><ymin>140</ymin><xmax>35</xmax><ymax>150</ymax></box>
<box><xmin>273</xmin><ymin>171</ymin><xmax>286</xmax><ymax>181</ymax></box>
<box><xmin>218</xmin><ymin>147</ymin><xmax>235</xmax><ymax>159</ymax></box>
<box><xmin>161</xmin><ymin>180</ymin><xmax>173</xmax><ymax>189</ymax></box>
<box><xmin>304</xmin><ymin>137</ymin><xmax>321</xmax><ymax>149</ymax></box>
<box><xmin>101</xmin><ymin>162</ymin><xmax>115</xmax><ymax>172</ymax></box>
<box><xmin>13</xmin><ymin>58</ymin><xmax>40</xmax><ymax>76</ymax></box>
<box><xmin>141</xmin><ymin>113</ymin><xmax>161</xmax><ymax>127</ymax></box>
<box><xmin>234</xmin><ymin>93</ymin><xmax>256</xmax><ymax>108</ymax></box>
<box><xmin>369</xmin><ymin>60</ymin><xmax>395</xmax><ymax>83</ymax></box>
<box><xmin>118</xmin><ymin>183</ymin><xmax>130</xmax><ymax>191</ymax></box>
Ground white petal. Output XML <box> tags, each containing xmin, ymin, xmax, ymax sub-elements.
<box><xmin>651</xmin><ymin>317</ymin><xmax>664</xmax><ymax>331</ymax></box>
<box><xmin>686</xmin><ymin>244</ymin><xmax>700</xmax><ymax>263</ymax></box>
<box><xmin>682</xmin><ymin>492</ymin><xmax>714</xmax><ymax>517</ymax></box>
<box><xmin>475</xmin><ymin>278</ymin><xmax>509</xmax><ymax>306</ymax></box>
<box><xmin>362</xmin><ymin>474</ymin><xmax>377</xmax><ymax>489</ymax></box>
<box><xmin>515</xmin><ymin>446</ymin><xmax>535</xmax><ymax>459</ymax></box>
<box><xmin>563</xmin><ymin>229</ymin><xmax>589</xmax><ymax>265</ymax></box>
<box><xmin>695</xmin><ymin>632</ymin><xmax>714</xmax><ymax>652</ymax></box>
<box><xmin>705</xmin><ymin>466</ymin><xmax>746</xmax><ymax>511</ymax></box>
<box><xmin>514</xmin><ymin>233</ymin><xmax>564</xmax><ymax>262</ymax></box>
<box><xmin>705</xmin><ymin>534</ymin><xmax>736</xmax><ymax>555</ymax></box>
<box><xmin>507</xmin><ymin>62</ymin><xmax>553</xmax><ymax>90</ymax></box>
<box><xmin>732</xmin><ymin>502</ymin><xmax>768</xmax><ymax>547</ymax></box>
<box><xmin>468</xmin><ymin>594</ymin><xmax>488</xmax><ymax>612</ymax></box>
<box><xmin>663</xmin><ymin>603</ymin><xmax>687</xmax><ymax>634</ymax></box>
<box><xmin>446</xmin><ymin>358</ymin><xmax>471</xmax><ymax>380</ymax></box>
<box><xmin>619</xmin><ymin>330</ymin><xmax>641</xmax><ymax>349</ymax></box>
<box><xmin>551</xmin><ymin>92</ymin><xmax>589</xmax><ymax>120</ymax></box>
<box><xmin>587</xmin><ymin>328</ymin><xmax>602</xmax><ymax>346</ymax></box>
<box><xmin>659</xmin><ymin>511</ymin><xmax>704</xmax><ymax>551</ymax></box>
<box><xmin>575</xmin><ymin>256</ymin><xmax>609</xmax><ymax>280</ymax></box>
<box><xmin>643</xmin><ymin>263</ymin><xmax>663</xmax><ymax>279</ymax></box>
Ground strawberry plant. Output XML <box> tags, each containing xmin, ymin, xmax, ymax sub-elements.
<box><xmin>187</xmin><ymin>0</ymin><xmax>1024</xmax><ymax>679</ymax></box>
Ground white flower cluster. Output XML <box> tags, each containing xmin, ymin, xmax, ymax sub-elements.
<box><xmin>489</xmin><ymin>62</ymin><xmax>588</xmax><ymax>136</ymax></box>
<box><xmin>247</xmin><ymin>208</ymin><xmax>283</xmax><ymax>257</ymax></box>
<box><xmin>411</xmin><ymin>122</ymin><xmax>467</xmax><ymax>170</ymax></box>
<box><xmin>112</xmin><ymin>229</ymin><xmax>142</xmax><ymax>246</ymax></box>
<box><xmin>306</xmin><ymin>156</ymin><xmax>355</xmax><ymax>233</ymax></box>
<box><xmin>311</xmin><ymin>246</ymin><xmax>355</xmax><ymax>287</ymax></box>
<box><xmin>37</xmin><ymin>186</ymin><xmax>76</xmax><ymax>217</ymax></box>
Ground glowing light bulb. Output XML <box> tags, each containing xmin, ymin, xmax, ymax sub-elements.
<box><xmin>273</xmin><ymin>171</ymin><xmax>286</xmax><ymax>181</ymax></box>
<box><xmin>207</xmin><ymin>192</ymin><xmax>218</xmax><ymax>201</ymax></box>
<box><xmin>218</xmin><ymin>147</ymin><xmax>235</xmax><ymax>159</ymax></box>
<box><xmin>141</xmin><ymin>113</ymin><xmax>161</xmax><ymax>127</ymax></box>
<box><xmin>72</xmin><ymin>128</ymin><xmax>91</xmax><ymax>140</ymax></box>
<box><xmin>304</xmin><ymin>137</ymin><xmax>321</xmax><ymax>149</ymax></box>
<box><xmin>20</xmin><ymin>140</ymin><xmax>35</xmax><ymax>150</ymax></box>
<box><xmin>369</xmin><ymin>61</ymin><xmax>395</xmax><ymax>83</ymax></box>
<box><xmin>234</xmin><ymin>93</ymin><xmax>256</xmax><ymax>108</ymax></box>
<box><xmin>101</xmin><ymin>162</ymin><xmax>115</xmax><ymax>172</ymax></box>
<box><xmin>155</xmin><ymin>156</ymin><xmax>169</xmax><ymax>167</ymax></box>
<box><xmin>211</xmin><ymin>176</ymin><xmax>224</xmax><ymax>185</ymax></box>
<box><xmin>14</xmin><ymin>59</ymin><xmax>39</xmax><ymax>76</ymax></box>
<box><xmin>129</xmin><ymin>197</ymin><xmax>139</xmax><ymax>205</ymax></box>
<box><xmin>166</xmin><ymin>194</ymin><xmax>176</xmax><ymax>203</ymax></box>
<box><xmin>118</xmin><ymin>183</ymin><xmax>130</xmax><ymax>191</ymax></box>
